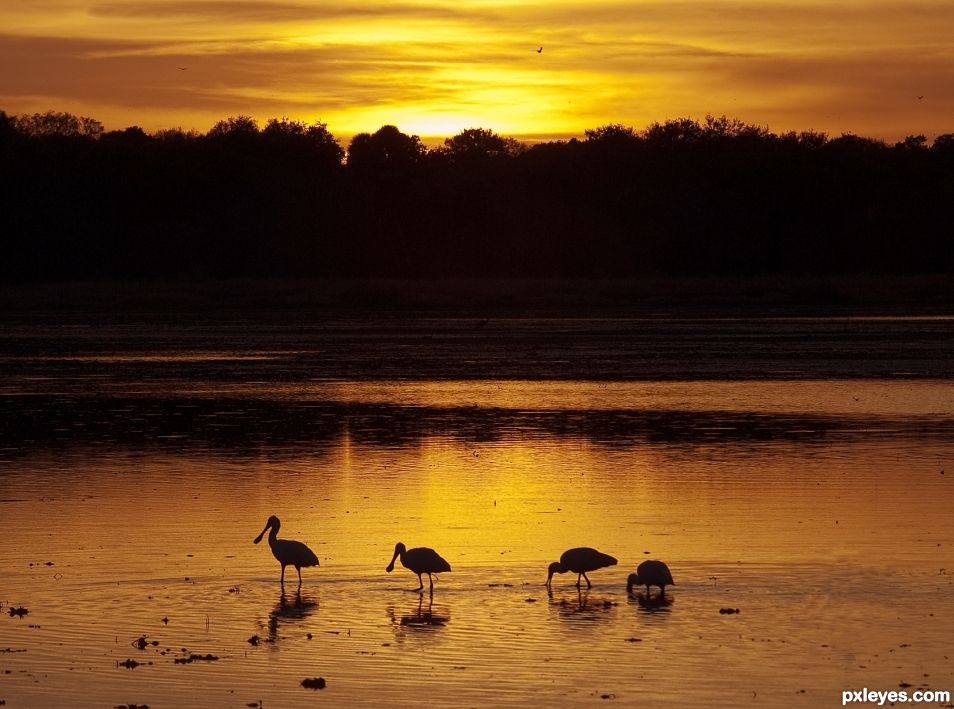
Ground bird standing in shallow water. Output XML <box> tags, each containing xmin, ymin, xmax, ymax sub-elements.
<box><xmin>253</xmin><ymin>515</ymin><xmax>319</xmax><ymax>586</ymax></box>
<box><xmin>627</xmin><ymin>559</ymin><xmax>675</xmax><ymax>596</ymax></box>
<box><xmin>386</xmin><ymin>542</ymin><xmax>451</xmax><ymax>592</ymax></box>
<box><xmin>546</xmin><ymin>547</ymin><xmax>618</xmax><ymax>588</ymax></box>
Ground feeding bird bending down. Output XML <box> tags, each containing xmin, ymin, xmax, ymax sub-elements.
<box><xmin>253</xmin><ymin>515</ymin><xmax>319</xmax><ymax>585</ymax></box>
<box><xmin>627</xmin><ymin>559</ymin><xmax>675</xmax><ymax>596</ymax></box>
<box><xmin>386</xmin><ymin>542</ymin><xmax>451</xmax><ymax>592</ymax></box>
<box><xmin>546</xmin><ymin>547</ymin><xmax>618</xmax><ymax>588</ymax></box>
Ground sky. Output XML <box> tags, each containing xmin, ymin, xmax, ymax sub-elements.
<box><xmin>1</xmin><ymin>0</ymin><xmax>952</xmax><ymax>143</ymax></box>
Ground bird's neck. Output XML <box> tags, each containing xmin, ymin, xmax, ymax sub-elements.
<box><xmin>268</xmin><ymin>526</ymin><xmax>279</xmax><ymax>547</ymax></box>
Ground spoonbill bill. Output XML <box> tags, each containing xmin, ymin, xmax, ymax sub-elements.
<box><xmin>386</xmin><ymin>542</ymin><xmax>451</xmax><ymax>592</ymax></box>
<box><xmin>253</xmin><ymin>515</ymin><xmax>319</xmax><ymax>585</ymax></box>
<box><xmin>627</xmin><ymin>559</ymin><xmax>675</xmax><ymax>596</ymax></box>
<box><xmin>546</xmin><ymin>547</ymin><xmax>618</xmax><ymax>589</ymax></box>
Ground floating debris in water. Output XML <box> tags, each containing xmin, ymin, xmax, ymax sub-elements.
<box><xmin>117</xmin><ymin>659</ymin><xmax>152</xmax><ymax>669</ymax></box>
<box><xmin>488</xmin><ymin>583</ymin><xmax>513</xmax><ymax>587</ymax></box>
<box><xmin>114</xmin><ymin>704</ymin><xmax>149</xmax><ymax>708</ymax></box>
<box><xmin>161</xmin><ymin>616</ymin><xmax>169</xmax><ymax>624</ymax></box>
<box><xmin>8</xmin><ymin>607</ymin><xmax>28</xmax><ymax>618</ymax></box>
<box><xmin>301</xmin><ymin>677</ymin><xmax>326</xmax><ymax>690</ymax></box>
<box><xmin>131</xmin><ymin>636</ymin><xmax>159</xmax><ymax>650</ymax></box>
<box><xmin>228</xmin><ymin>586</ymin><xmax>240</xmax><ymax>593</ymax></box>
<box><xmin>899</xmin><ymin>682</ymin><xmax>913</xmax><ymax>688</ymax></box>
<box><xmin>525</xmin><ymin>598</ymin><xmax>538</xmax><ymax>603</ymax></box>
<box><xmin>719</xmin><ymin>608</ymin><xmax>741</xmax><ymax>614</ymax></box>
<box><xmin>306</xmin><ymin>633</ymin><xmax>313</xmax><ymax>640</ymax></box>
<box><xmin>247</xmin><ymin>635</ymin><xmax>260</xmax><ymax>646</ymax></box>
<box><xmin>601</xmin><ymin>693</ymin><xmax>616</xmax><ymax>700</ymax></box>
<box><xmin>625</xmin><ymin>638</ymin><xmax>642</xmax><ymax>643</ymax></box>
<box><xmin>174</xmin><ymin>654</ymin><xmax>219</xmax><ymax>664</ymax></box>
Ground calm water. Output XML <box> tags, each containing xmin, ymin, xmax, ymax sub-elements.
<box><xmin>2</xmin><ymin>319</ymin><xmax>954</xmax><ymax>707</ymax></box>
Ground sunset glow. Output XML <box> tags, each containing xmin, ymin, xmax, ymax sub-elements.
<box><xmin>2</xmin><ymin>0</ymin><xmax>952</xmax><ymax>141</ymax></box>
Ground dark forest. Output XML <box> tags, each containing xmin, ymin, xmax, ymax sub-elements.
<box><xmin>2</xmin><ymin>110</ymin><xmax>952</xmax><ymax>282</ymax></box>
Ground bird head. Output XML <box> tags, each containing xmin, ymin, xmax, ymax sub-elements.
<box><xmin>545</xmin><ymin>561</ymin><xmax>565</xmax><ymax>586</ymax></box>
<box><xmin>386</xmin><ymin>542</ymin><xmax>406</xmax><ymax>573</ymax></box>
<box><xmin>626</xmin><ymin>573</ymin><xmax>640</xmax><ymax>592</ymax></box>
<box><xmin>253</xmin><ymin>515</ymin><xmax>280</xmax><ymax>544</ymax></box>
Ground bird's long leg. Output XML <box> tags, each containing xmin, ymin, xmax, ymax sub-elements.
<box><xmin>281</xmin><ymin>565</ymin><xmax>286</xmax><ymax>585</ymax></box>
<box><xmin>297</xmin><ymin>566</ymin><xmax>303</xmax><ymax>585</ymax></box>
<box><xmin>576</xmin><ymin>574</ymin><xmax>582</xmax><ymax>588</ymax></box>
<box><xmin>415</xmin><ymin>574</ymin><xmax>424</xmax><ymax>592</ymax></box>
<box><xmin>583</xmin><ymin>572</ymin><xmax>592</xmax><ymax>589</ymax></box>
<box><xmin>428</xmin><ymin>573</ymin><xmax>434</xmax><ymax>592</ymax></box>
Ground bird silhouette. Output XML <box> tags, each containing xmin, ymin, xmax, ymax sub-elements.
<box><xmin>386</xmin><ymin>542</ymin><xmax>451</xmax><ymax>592</ymax></box>
<box><xmin>546</xmin><ymin>547</ymin><xmax>618</xmax><ymax>588</ymax></box>
<box><xmin>253</xmin><ymin>515</ymin><xmax>319</xmax><ymax>585</ymax></box>
<box><xmin>627</xmin><ymin>559</ymin><xmax>675</xmax><ymax>596</ymax></box>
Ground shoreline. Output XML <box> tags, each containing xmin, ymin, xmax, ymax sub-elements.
<box><xmin>3</xmin><ymin>275</ymin><xmax>954</xmax><ymax>319</ymax></box>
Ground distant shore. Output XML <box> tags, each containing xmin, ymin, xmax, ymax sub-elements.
<box><xmin>3</xmin><ymin>275</ymin><xmax>954</xmax><ymax>319</ymax></box>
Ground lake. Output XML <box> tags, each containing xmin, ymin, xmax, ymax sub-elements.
<box><xmin>2</xmin><ymin>301</ymin><xmax>953</xmax><ymax>707</ymax></box>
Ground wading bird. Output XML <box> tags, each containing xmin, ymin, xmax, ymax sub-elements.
<box><xmin>253</xmin><ymin>515</ymin><xmax>319</xmax><ymax>585</ymax></box>
<box><xmin>386</xmin><ymin>542</ymin><xmax>451</xmax><ymax>592</ymax></box>
<box><xmin>627</xmin><ymin>559</ymin><xmax>675</xmax><ymax>596</ymax></box>
<box><xmin>546</xmin><ymin>547</ymin><xmax>618</xmax><ymax>588</ymax></box>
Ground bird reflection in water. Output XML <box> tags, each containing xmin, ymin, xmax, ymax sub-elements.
<box><xmin>265</xmin><ymin>589</ymin><xmax>319</xmax><ymax>643</ymax></box>
<box><xmin>547</xmin><ymin>587</ymin><xmax>619</xmax><ymax>623</ymax></box>
<box><xmin>387</xmin><ymin>594</ymin><xmax>450</xmax><ymax>631</ymax></box>
<box><xmin>630</xmin><ymin>593</ymin><xmax>674</xmax><ymax>614</ymax></box>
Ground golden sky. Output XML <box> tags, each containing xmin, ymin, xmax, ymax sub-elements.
<box><xmin>1</xmin><ymin>0</ymin><xmax>952</xmax><ymax>142</ymax></box>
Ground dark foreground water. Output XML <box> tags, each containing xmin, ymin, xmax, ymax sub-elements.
<box><xmin>2</xmin><ymin>308</ymin><xmax>954</xmax><ymax>707</ymax></box>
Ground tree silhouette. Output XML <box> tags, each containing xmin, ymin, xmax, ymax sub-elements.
<box><xmin>441</xmin><ymin>127</ymin><xmax>523</xmax><ymax>161</ymax></box>
<box><xmin>347</xmin><ymin>125</ymin><xmax>425</xmax><ymax>171</ymax></box>
<box><xmin>1</xmin><ymin>109</ymin><xmax>953</xmax><ymax>281</ymax></box>
<box><xmin>12</xmin><ymin>110</ymin><xmax>103</xmax><ymax>138</ymax></box>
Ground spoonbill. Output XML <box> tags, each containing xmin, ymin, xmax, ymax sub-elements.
<box><xmin>253</xmin><ymin>515</ymin><xmax>319</xmax><ymax>585</ymax></box>
<box><xmin>627</xmin><ymin>559</ymin><xmax>675</xmax><ymax>596</ymax></box>
<box><xmin>546</xmin><ymin>547</ymin><xmax>618</xmax><ymax>589</ymax></box>
<box><xmin>386</xmin><ymin>542</ymin><xmax>451</xmax><ymax>592</ymax></box>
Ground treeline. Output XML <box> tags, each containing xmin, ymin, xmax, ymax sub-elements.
<box><xmin>1</xmin><ymin>110</ymin><xmax>953</xmax><ymax>281</ymax></box>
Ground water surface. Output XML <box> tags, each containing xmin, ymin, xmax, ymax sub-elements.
<box><xmin>2</xmin><ymin>321</ymin><xmax>954</xmax><ymax>707</ymax></box>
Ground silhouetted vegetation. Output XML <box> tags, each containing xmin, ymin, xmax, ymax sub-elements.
<box><xmin>1</xmin><ymin>109</ymin><xmax>952</xmax><ymax>281</ymax></box>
